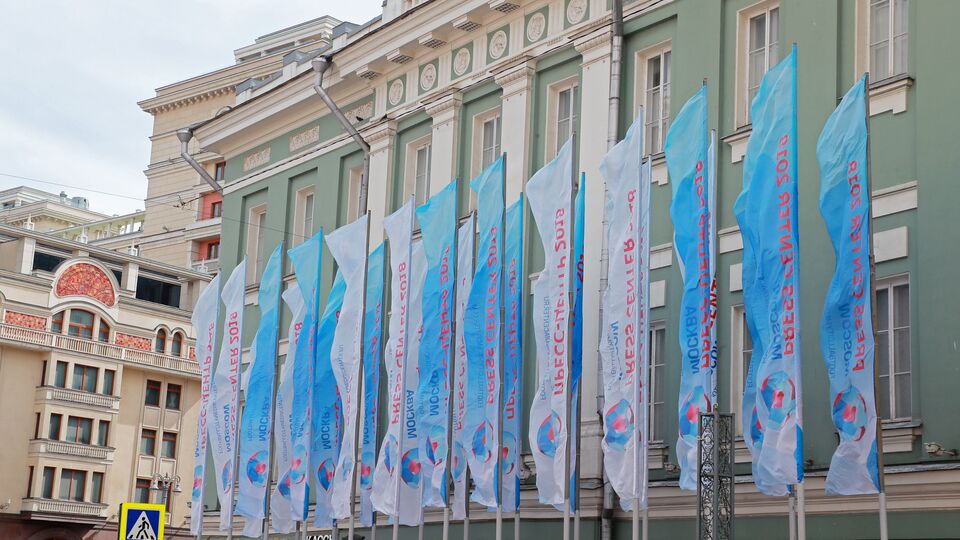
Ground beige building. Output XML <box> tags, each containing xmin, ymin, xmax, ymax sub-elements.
<box><xmin>0</xmin><ymin>223</ymin><xmax>210</xmax><ymax>539</ymax></box>
<box><xmin>136</xmin><ymin>16</ymin><xmax>344</xmax><ymax>274</ymax></box>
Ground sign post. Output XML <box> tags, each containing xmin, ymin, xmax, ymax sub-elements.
<box><xmin>119</xmin><ymin>502</ymin><xmax>166</xmax><ymax>540</ymax></box>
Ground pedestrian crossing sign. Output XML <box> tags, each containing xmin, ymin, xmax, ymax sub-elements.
<box><xmin>119</xmin><ymin>502</ymin><xmax>165</xmax><ymax>540</ymax></box>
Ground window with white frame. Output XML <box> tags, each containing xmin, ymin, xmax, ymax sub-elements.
<box><xmin>347</xmin><ymin>166</ymin><xmax>363</xmax><ymax>222</ymax></box>
<box><xmin>648</xmin><ymin>323</ymin><xmax>666</xmax><ymax>441</ymax></box>
<box><xmin>480</xmin><ymin>114</ymin><xmax>502</xmax><ymax>170</ymax></box>
<box><xmin>738</xmin><ymin>2</ymin><xmax>780</xmax><ymax>126</ymax></box>
<box><xmin>869</xmin><ymin>0</ymin><xmax>909</xmax><ymax>80</ymax></box>
<box><xmin>876</xmin><ymin>276</ymin><xmax>911</xmax><ymax>420</ymax></box>
<box><xmin>637</xmin><ymin>44</ymin><xmax>672</xmax><ymax>155</ymax></box>
<box><xmin>556</xmin><ymin>85</ymin><xmax>579</xmax><ymax>153</ymax></box>
<box><xmin>248</xmin><ymin>205</ymin><xmax>267</xmax><ymax>282</ymax></box>
<box><xmin>730</xmin><ymin>305</ymin><xmax>753</xmax><ymax>435</ymax></box>
<box><xmin>294</xmin><ymin>187</ymin><xmax>315</xmax><ymax>245</ymax></box>
<box><xmin>405</xmin><ymin>136</ymin><xmax>433</xmax><ymax>206</ymax></box>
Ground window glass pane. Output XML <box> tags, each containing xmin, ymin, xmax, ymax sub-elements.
<box><xmin>893</xmin><ymin>284</ymin><xmax>909</xmax><ymax>327</ymax></box>
<box><xmin>162</xmin><ymin>432</ymin><xmax>178</xmax><ymax>458</ymax></box>
<box><xmin>303</xmin><ymin>193</ymin><xmax>315</xmax><ymax>238</ymax></box>
<box><xmin>98</xmin><ymin>321</ymin><xmax>110</xmax><ymax>343</ymax></box>
<box><xmin>140</xmin><ymin>429</ymin><xmax>156</xmax><ymax>455</ymax></box>
<box><xmin>647</xmin><ymin>56</ymin><xmax>661</xmax><ymax>90</ymax></box>
<box><xmin>51</xmin><ymin>312</ymin><xmax>64</xmax><ymax>334</ymax></box>
<box><xmin>79</xmin><ymin>418</ymin><xmax>92</xmax><ymax>444</ymax></box>
<box><xmin>102</xmin><ymin>370</ymin><xmax>115</xmax><ymax>395</ymax></box>
<box><xmin>155</xmin><ymin>330</ymin><xmax>166</xmax><ymax>353</ymax></box>
<box><xmin>166</xmin><ymin>384</ymin><xmax>182</xmax><ymax>410</ymax></box>
<box><xmin>54</xmin><ymin>361</ymin><xmax>67</xmax><ymax>388</ymax></box>
<box><xmin>878</xmin><ymin>375</ymin><xmax>891</xmax><ymax>419</ymax></box>
<box><xmin>42</xmin><ymin>467</ymin><xmax>55</xmax><ymax>498</ymax></box>
<box><xmin>893</xmin><ymin>35</ymin><xmax>907</xmax><ymax>76</ymax></box>
<box><xmin>894</xmin><ymin>327</ymin><xmax>910</xmax><ymax>373</ymax></box>
<box><xmin>769</xmin><ymin>8</ymin><xmax>780</xmax><ymax>63</ymax></box>
<box><xmin>84</xmin><ymin>367</ymin><xmax>96</xmax><ymax>393</ymax></box>
<box><xmin>135</xmin><ymin>479</ymin><xmax>151</xmax><ymax>503</ymax></box>
<box><xmin>894</xmin><ymin>373</ymin><xmax>911</xmax><ymax>418</ymax></box>
<box><xmin>871</xmin><ymin>0</ymin><xmax>890</xmax><ymax>44</ymax></box>
<box><xmin>749</xmin><ymin>13</ymin><xmax>766</xmax><ymax>52</ymax></box>
<box><xmin>871</xmin><ymin>43</ymin><xmax>890</xmax><ymax>80</ymax></box>
<box><xmin>60</xmin><ymin>470</ymin><xmax>85</xmax><ymax>501</ymax></box>
<box><xmin>98</xmin><ymin>421</ymin><xmax>109</xmax><ymax>446</ymax></box>
<box><xmin>68</xmin><ymin>310</ymin><xmax>94</xmax><ymax>339</ymax></box>
<box><xmin>171</xmin><ymin>334</ymin><xmax>182</xmax><ymax>357</ymax></box>
<box><xmin>66</xmin><ymin>417</ymin><xmax>77</xmax><ymax>442</ymax></box>
<box><xmin>876</xmin><ymin>288</ymin><xmax>889</xmax><ymax>331</ymax></box>
<box><xmin>49</xmin><ymin>414</ymin><xmax>61</xmax><ymax>440</ymax></box>
<box><xmin>876</xmin><ymin>330</ymin><xmax>889</xmax><ymax>376</ymax></box>
<box><xmin>91</xmin><ymin>472</ymin><xmax>103</xmax><ymax>503</ymax></box>
<box><xmin>145</xmin><ymin>380</ymin><xmax>161</xmax><ymax>407</ymax></box>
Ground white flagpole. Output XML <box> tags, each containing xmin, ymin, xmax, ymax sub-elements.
<box><xmin>393</xmin><ymin>195</ymin><xmax>417</xmax><ymax>540</ymax></box>
<box><xmin>562</xmin><ymin>133</ymin><xmax>577</xmax><ymax>540</ymax></box>
<box><xmin>788</xmin><ymin>491</ymin><xmax>797</xmax><ymax>540</ymax></box>
<box><xmin>225</xmin><ymin>265</ymin><xmax>250</xmax><ymax>540</ymax></box>
<box><xmin>496</xmin><ymin>153</ymin><xmax>508</xmax><ymax>540</ymax></box>
<box><xmin>442</xmin><ymin>184</ymin><xmax>461</xmax><ymax>540</ymax></box>
<box><xmin>464</xmin><ymin>211</ymin><xmax>477</xmax><ymax>540</ymax></box>
<box><xmin>261</xmin><ymin>246</ymin><xmax>286</xmax><ymax>540</ymax></box>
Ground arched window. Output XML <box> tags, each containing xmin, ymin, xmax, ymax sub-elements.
<box><xmin>155</xmin><ymin>329</ymin><xmax>167</xmax><ymax>353</ymax></box>
<box><xmin>67</xmin><ymin>310</ymin><xmax>94</xmax><ymax>339</ymax></box>
<box><xmin>51</xmin><ymin>311</ymin><xmax>64</xmax><ymax>334</ymax></box>
<box><xmin>171</xmin><ymin>332</ymin><xmax>183</xmax><ymax>357</ymax></box>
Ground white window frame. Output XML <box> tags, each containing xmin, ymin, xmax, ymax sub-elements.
<box><xmin>855</xmin><ymin>0</ymin><xmax>909</xmax><ymax>81</ymax></box>
<box><xmin>246</xmin><ymin>204</ymin><xmax>267</xmax><ymax>283</ymax></box>
<box><xmin>648</xmin><ymin>322</ymin><xmax>666</xmax><ymax>442</ymax></box>
<box><xmin>730</xmin><ymin>304</ymin><xmax>753</xmax><ymax>436</ymax></box>
<box><xmin>876</xmin><ymin>274</ymin><xmax>911</xmax><ymax>421</ymax></box>
<box><xmin>346</xmin><ymin>166</ymin><xmax>363</xmax><ymax>223</ymax></box>
<box><xmin>544</xmin><ymin>76</ymin><xmax>580</xmax><ymax>161</ymax></box>
<box><xmin>472</xmin><ymin>106</ymin><xmax>503</xmax><ymax>178</ymax></box>
<box><xmin>293</xmin><ymin>186</ymin><xmax>315</xmax><ymax>245</ymax></box>
<box><xmin>634</xmin><ymin>40</ymin><xmax>672</xmax><ymax>155</ymax></box>
<box><xmin>735</xmin><ymin>0</ymin><xmax>780</xmax><ymax>127</ymax></box>
<box><xmin>404</xmin><ymin>134</ymin><xmax>433</xmax><ymax>206</ymax></box>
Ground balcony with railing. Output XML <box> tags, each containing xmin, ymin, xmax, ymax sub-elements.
<box><xmin>21</xmin><ymin>498</ymin><xmax>108</xmax><ymax>521</ymax></box>
<box><xmin>35</xmin><ymin>385</ymin><xmax>121</xmax><ymax>412</ymax></box>
<box><xmin>0</xmin><ymin>323</ymin><xmax>199</xmax><ymax>376</ymax></box>
<box><xmin>29</xmin><ymin>439</ymin><xmax>115</xmax><ymax>462</ymax></box>
<box><xmin>191</xmin><ymin>257</ymin><xmax>220</xmax><ymax>273</ymax></box>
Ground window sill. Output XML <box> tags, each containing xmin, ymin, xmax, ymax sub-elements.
<box><xmin>721</xmin><ymin>125</ymin><xmax>752</xmax><ymax>164</ymax></box>
<box><xmin>869</xmin><ymin>75</ymin><xmax>913</xmax><ymax>117</ymax></box>
<box><xmin>880</xmin><ymin>418</ymin><xmax>922</xmax><ymax>453</ymax></box>
<box><xmin>650</xmin><ymin>153</ymin><xmax>668</xmax><ymax>186</ymax></box>
<box><xmin>648</xmin><ymin>440</ymin><xmax>669</xmax><ymax>469</ymax></box>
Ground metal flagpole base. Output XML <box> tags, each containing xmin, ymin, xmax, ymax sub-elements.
<box><xmin>573</xmin><ymin>510</ymin><xmax>580</xmax><ymax>540</ymax></box>
<box><xmin>443</xmin><ymin>507</ymin><xmax>450</xmax><ymax>540</ymax></box>
<box><xmin>349</xmin><ymin>515</ymin><xmax>356</xmax><ymax>540</ymax></box>
<box><xmin>464</xmin><ymin>507</ymin><xmax>470</xmax><ymax>540</ymax></box>
<box><xmin>879</xmin><ymin>491</ymin><xmax>889</xmax><ymax>540</ymax></box>
<box><xmin>788</xmin><ymin>492</ymin><xmax>797</xmax><ymax>540</ymax></box>
<box><xmin>562</xmin><ymin>501</ymin><xmax>570</xmax><ymax>540</ymax></box>
<box><xmin>419</xmin><ymin>520</ymin><xmax>424</xmax><ymax>540</ymax></box>
<box><xmin>514</xmin><ymin>511</ymin><xmax>519</xmax><ymax>540</ymax></box>
<box><xmin>642</xmin><ymin>507</ymin><xmax>648</xmax><ymax>540</ymax></box>
<box><xmin>797</xmin><ymin>484</ymin><xmax>806</xmax><ymax>540</ymax></box>
<box><xmin>631</xmin><ymin>499</ymin><xmax>640</xmax><ymax>540</ymax></box>
<box><xmin>393</xmin><ymin>518</ymin><xmax>399</xmax><ymax>540</ymax></box>
<box><xmin>496</xmin><ymin>506</ymin><xmax>503</xmax><ymax>540</ymax></box>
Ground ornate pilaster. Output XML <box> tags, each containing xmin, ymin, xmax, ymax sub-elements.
<box><xmin>425</xmin><ymin>92</ymin><xmax>463</xmax><ymax>194</ymax></box>
<box><xmin>493</xmin><ymin>59</ymin><xmax>536</xmax><ymax>203</ymax></box>
<box><xmin>361</xmin><ymin>119</ymin><xmax>398</xmax><ymax>244</ymax></box>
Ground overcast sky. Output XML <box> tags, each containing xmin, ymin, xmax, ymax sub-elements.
<box><xmin>0</xmin><ymin>1</ymin><xmax>382</xmax><ymax>215</ymax></box>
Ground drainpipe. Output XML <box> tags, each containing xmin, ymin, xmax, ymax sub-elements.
<box><xmin>311</xmin><ymin>56</ymin><xmax>371</xmax><ymax>217</ymax></box>
<box><xmin>176</xmin><ymin>127</ymin><xmax>223</xmax><ymax>194</ymax></box>
<box><xmin>600</xmin><ymin>2</ymin><xmax>624</xmax><ymax>540</ymax></box>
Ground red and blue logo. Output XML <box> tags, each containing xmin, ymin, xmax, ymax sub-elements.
<box><xmin>833</xmin><ymin>387</ymin><xmax>869</xmax><ymax>442</ymax></box>
<box><xmin>749</xmin><ymin>406</ymin><xmax>763</xmax><ymax>451</ymax></box>
<box><xmin>401</xmin><ymin>448</ymin><xmax>421</xmax><ymax>487</ymax></box>
<box><xmin>679</xmin><ymin>387</ymin><xmax>711</xmax><ymax>444</ymax></box>
<box><xmin>603</xmin><ymin>400</ymin><xmax>634</xmax><ymax>452</ymax></box>
<box><xmin>221</xmin><ymin>461</ymin><xmax>232</xmax><ymax>493</ymax></box>
<box><xmin>316</xmin><ymin>459</ymin><xmax>335</xmax><ymax>491</ymax></box>
<box><xmin>246</xmin><ymin>451</ymin><xmax>269</xmax><ymax>486</ymax></box>
<box><xmin>290</xmin><ymin>444</ymin><xmax>308</xmax><ymax>485</ymax></box>
<box><xmin>425</xmin><ymin>426</ymin><xmax>446</xmax><ymax>465</ymax></box>
<box><xmin>472</xmin><ymin>421</ymin><xmax>496</xmax><ymax>463</ymax></box>
<box><xmin>501</xmin><ymin>432</ymin><xmax>517</xmax><ymax>476</ymax></box>
<box><xmin>536</xmin><ymin>411</ymin><xmax>564</xmax><ymax>458</ymax></box>
<box><xmin>360</xmin><ymin>450</ymin><xmax>375</xmax><ymax>487</ymax></box>
<box><xmin>383</xmin><ymin>435</ymin><xmax>399</xmax><ymax>474</ymax></box>
<box><xmin>191</xmin><ymin>466</ymin><xmax>203</xmax><ymax>499</ymax></box>
<box><xmin>452</xmin><ymin>441</ymin><xmax>467</xmax><ymax>480</ymax></box>
<box><xmin>277</xmin><ymin>471</ymin><xmax>292</xmax><ymax>497</ymax></box>
<box><xmin>760</xmin><ymin>371</ymin><xmax>797</xmax><ymax>428</ymax></box>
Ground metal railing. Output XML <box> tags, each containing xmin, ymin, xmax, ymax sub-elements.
<box><xmin>0</xmin><ymin>323</ymin><xmax>199</xmax><ymax>376</ymax></box>
<box><xmin>29</xmin><ymin>439</ymin><xmax>114</xmax><ymax>461</ymax></box>
<box><xmin>35</xmin><ymin>385</ymin><xmax>120</xmax><ymax>410</ymax></box>
<box><xmin>20</xmin><ymin>497</ymin><xmax>109</xmax><ymax>518</ymax></box>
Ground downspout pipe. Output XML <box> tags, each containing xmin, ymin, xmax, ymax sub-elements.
<box><xmin>600</xmin><ymin>2</ymin><xmax>624</xmax><ymax>540</ymax></box>
<box><xmin>176</xmin><ymin>127</ymin><xmax>223</xmax><ymax>194</ymax></box>
<box><xmin>311</xmin><ymin>56</ymin><xmax>371</xmax><ymax>217</ymax></box>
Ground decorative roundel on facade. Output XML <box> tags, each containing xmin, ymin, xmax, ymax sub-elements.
<box><xmin>453</xmin><ymin>47</ymin><xmax>471</xmax><ymax>77</ymax></box>
<box><xmin>526</xmin><ymin>12</ymin><xmax>546</xmax><ymax>42</ymax></box>
<box><xmin>489</xmin><ymin>30</ymin><xmax>508</xmax><ymax>60</ymax></box>
<box><xmin>388</xmin><ymin>78</ymin><xmax>405</xmax><ymax>106</ymax></box>
<box><xmin>566</xmin><ymin>0</ymin><xmax>587</xmax><ymax>25</ymax></box>
<box><xmin>419</xmin><ymin>63</ymin><xmax>437</xmax><ymax>91</ymax></box>
<box><xmin>54</xmin><ymin>262</ymin><xmax>116</xmax><ymax>307</ymax></box>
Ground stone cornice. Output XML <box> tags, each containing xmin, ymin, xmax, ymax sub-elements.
<box><xmin>494</xmin><ymin>59</ymin><xmax>537</xmax><ymax>99</ymax></box>
<box><xmin>140</xmin><ymin>87</ymin><xmax>233</xmax><ymax>115</ymax></box>
<box><xmin>362</xmin><ymin>120</ymin><xmax>398</xmax><ymax>153</ymax></box>
<box><xmin>424</xmin><ymin>92</ymin><xmax>463</xmax><ymax>121</ymax></box>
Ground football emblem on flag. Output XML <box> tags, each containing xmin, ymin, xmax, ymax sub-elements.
<box><xmin>277</xmin><ymin>472</ymin><xmax>292</xmax><ymax>497</ymax></box>
<box><xmin>501</xmin><ymin>432</ymin><xmax>517</xmax><ymax>476</ymax></box>
<box><xmin>191</xmin><ymin>466</ymin><xmax>203</xmax><ymax>499</ymax></box>
<box><xmin>537</xmin><ymin>411</ymin><xmax>564</xmax><ymax>458</ymax></box>
<box><xmin>472</xmin><ymin>421</ymin><xmax>495</xmax><ymax>463</ymax></box>
<box><xmin>383</xmin><ymin>435</ymin><xmax>399</xmax><ymax>473</ymax></box>
<box><xmin>760</xmin><ymin>370</ymin><xmax>797</xmax><ymax>427</ymax></box>
<box><xmin>290</xmin><ymin>444</ymin><xmax>308</xmax><ymax>485</ymax></box>
<box><xmin>401</xmin><ymin>448</ymin><xmax>421</xmax><ymax>487</ymax></box>
<box><xmin>603</xmin><ymin>399</ymin><xmax>634</xmax><ymax>452</ymax></box>
<box><xmin>221</xmin><ymin>462</ymin><xmax>232</xmax><ymax>493</ymax></box>
<box><xmin>452</xmin><ymin>442</ymin><xmax>467</xmax><ymax>479</ymax></box>
<box><xmin>749</xmin><ymin>406</ymin><xmax>764</xmax><ymax>450</ymax></box>
<box><xmin>246</xmin><ymin>451</ymin><xmax>269</xmax><ymax>486</ymax></box>
<box><xmin>360</xmin><ymin>450</ymin><xmax>375</xmax><ymax>486</ymax></box>
<box><xmin>679</xmin><ymin>387</ymin><xmax>711</xmax><ymax>444</ymax></box>
<box><xmin>426</xmin><ymin>426</ymin><xmax>446</xmax><ymax>465</ymax></box>
<box><xmin>316</xmin><ymin>459</ymin><xmax>335</xmax><ymax>490</ymax></box>
<box><xmin>833</xmin><ymin>386</ymin><xmax>869</xmax><ymax>442</ymax></box>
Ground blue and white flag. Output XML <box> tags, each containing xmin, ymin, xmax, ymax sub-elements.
<box><xmin>398</xmin><ymin>240</ymin><xmax>427</xmax><ymax>525</ymax></box>
<box><xmin>527</xmin><ymin>140</ymin><xmax>573</xmax><ymax>507</ymax></box>
<box><xmin>236</xmin><ymin>245</ymin><xmax>283</xmax><ymax>535</ymax></box>
<box><xmin>735</xmin><ymin>46</ymin><xmax>804</xmax><ymax>496</ymax></box>
<box><xmin>415</xmin><ymin>181</ymin><xmax>458</xmax><ymax>508</ymax></box>
<box><xmin>359</xmin><ymin>243</ymin><xmax>385</xmax><ymax>526</ymax></box>
<box><xmin>270</xmin><ymin>287</ymin><xmax>307</xmax><ymax>534</ymax></box>
<box><xmin>189</xmin><ymin>274</ymin><xmax>220</xmax><ymax>535</ymax></box>
<box><xmin>599</xmin><ymin>112</ymin><xmax>650</xmax><ymax>511</ymax></box>
<box><xmin>465</xmin><ymin>156</ymin><xmax>505</xmax><ymax>509</ymax></box>
<box><xmin>210</xmin><ymin>260</ymin><xmax>247</xmax><ymax>530</ymax></box>
<box><xmin>288</xmin><ymin>231</ymin><xmax>324</xmax><ymax>522</ymax></box>
<box><xmin>328</xmin><ymin>215</ymin><xmax>370</xmax><ymax>520</ymax></box>
<box><xmin>817</xmin><ymin>75</ymin><xmax>880</xmax><ymax>496</ymax></box>
<box><xmin>371</xmin><ymin>200</ymin><xmax>415</xmax><ymax>519</ymax></box>
<box><xmin>502</xmin><ymin>196</ymin><xmax>524</xmax><ymax>514</ymax></box>
<box><xmin>569</xmin><ymin>178</ymin><xmax>584</xmax><ymax>513</ymax></box>
<box><xmin>451</xmin><ymin>215</ymin><xmax>475</xmax><ymax>520</ymax></box>
<box><xmin>312</xmin><ymin>272</ymin><xmax>346</xmax><ymax>527</ymax></box>
<box><xmin>664</xmin><ymin>86</ymin><xmax>719</xmax><ymax>491</ymax></box>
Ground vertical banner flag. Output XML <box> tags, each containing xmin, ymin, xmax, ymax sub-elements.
<box><xmin>370</xmin><ymin>200</ymin><xmax>415</xmax><ymax>519</ymax></box>
<box><xmin>464</xmin><ymin>156</ymin><xmax>505</xmax><ymax>509</ymax></box>
<box><xmin>288</xmin><ymin>230</ymin><xmax>324</xmax><ymax>521</ymax></box>
<box><xmin>451</xmin><ymin>215</ymin><xmax>475</xmax><ymax>519</ymax></box>
<box><xmin>415</xmin><ymin>181</ymin><xmax>458</xmax><ymax>508</ymax></box>
<box><xmin>210</xmin><ymin>259</ymin><xmax>247</xmax><ymax>530</ymax></box>
<box><xmin>398</xmin><ymin>241</ymin><xmax>427</xmax><ymax>525</ymax></box>
<box><xmin>502</xmin><ymin>195</ymin><xmax>524</xmax><ymax>513</ymax></box>
<box><xmin>817</xmin><ymin>75</ymin><xmax>880</xmax><ymax>496</ymax></box>
<box><xmin>270</xmin><ymin>287</ymin><xmax>307</xmax><ymax>534</ymax></box>
<box><xmin>312</xmin><ymin>272</ymin><xmax>346</xmax><ymax>527</ymax></box>
<box><xmin>569</xmin><ymin>177</ymin><xmax>585</xmax><ymax>512</ymax></box>
<box><xmin>664</xmin><ymin>86</ymin><xmax>719</xmax><ymax>491</ymax></box>
<box><xmin>359</xmin><ymin>243</ymin><xmax>386</xmax><ymax>526</ymax></box>
<box><xmin>189</xmin><ymin>274</ymin><xmax>221</xmax><ymax>535</ymax></box>
<box><xmin>734</xmin><ymin>46</ymin><xmax>803</xmax><ymax>496</ymax></box>
<box><xmin>236</xmin><ymin>245</ymin><xmax>284</xmax><ymax>534</ymax></box>
<box><xmin>328</xmin><ymin>215</ymin><xmax>371</xmax><ymax>520</ymax></box>
<box><xmin>527</xmin><ymin>140</ymin><xmax>573</xmax><ymax>507</ymax></box>
<box><xmin>599</xmin><ymin>111</ymin><xmax>651</xmax><ymax>511</ymax></box>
